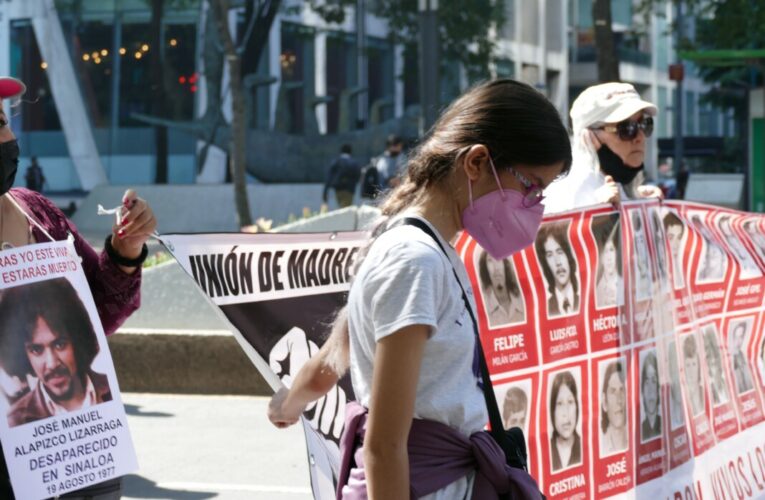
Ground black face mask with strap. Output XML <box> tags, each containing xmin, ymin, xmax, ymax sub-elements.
<box><xmin>0</xmin><ymin>140</ymin><xmax>20</xmax><ymax>196</ymax></box>
<box><xmin>597</xmin><ymin>144</ymin><xmax>643</xmax><ymax>185</ymax></box>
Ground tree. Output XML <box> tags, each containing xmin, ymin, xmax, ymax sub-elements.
<box><xmin>638</xmin><ymin>0</ymin><xmax>765</xmax><ymax>170</ymax></box>
<box><xmin>637</xmin><ymin>0</ymin><xmax>765</xmax><ymax>90</ymax></box>
<box><xmin>349</xmin><ymin>0</ymin><xmax>505</xmax><ymax>82</ymax></box>
<box><xmin>209</xmin><ymin>0</ymin><xmax>280</xmax><ymax>228</ymax></box>
<box><xmin>592</xmin><ymin>0</ymin><xmax>620</xmax><ymax>82</ymax></box>
<box><xmin>149</xmin><ymin>0</ymin><xmax>169</xmax><ymax>184</ymax></box>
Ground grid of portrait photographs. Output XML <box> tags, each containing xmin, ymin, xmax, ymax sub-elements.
<box><xmin>457</xmin><ymin>200</ymin><xmax>765</xmax><ymax>498</ymax></box>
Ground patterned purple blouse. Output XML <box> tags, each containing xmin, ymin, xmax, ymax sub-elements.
<box><xmin>10</xmin><ymin>188</ymin><xmax>141</xmax><ymax>334</ymax></box>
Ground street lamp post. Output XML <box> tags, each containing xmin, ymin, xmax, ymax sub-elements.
<box><xmin>356</xmin><ymin>0</ymin><xmax>368</xmax><ymax>129</ymax></box>
<box><xmin>418</xmin><ymin>0</ymin><xmax>439</xmax><ymax>134</ymax></box>
<box><xmin>673</xmin><ymin>1</ymin><xmax>684</xmax><ymax>187</ymax></box>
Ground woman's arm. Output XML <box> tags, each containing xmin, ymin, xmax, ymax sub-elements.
<box><xmin>364</xmin><ymin>324</ymin><xmax>429</xmax><ymax>500</ymax></box>
<box><xmin>268</xmin><ymin>318</ymin><xmax>350</xmax><ymax>427</ymax></box>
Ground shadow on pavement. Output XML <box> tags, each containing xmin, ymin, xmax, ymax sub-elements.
<box><xmin>124</xmin><ymin>404</ymin><xmax>174</xmax><ymax>418</ymax></box>
<box><xmin>123</xmin><ymin>474</ymin><xmax>217</xmax><ymax>499</ymax></box>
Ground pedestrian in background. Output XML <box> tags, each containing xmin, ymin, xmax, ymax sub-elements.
<box><xmin>374</xmin><ymin>134</ymin><xmax>406</xmax><ymax>189</ymax></box>
<box><xmin>323</xmin><ymin>144</ymin><xmax>360</xmax><ymax>208</ymax></box>
<box><xmin>24</xmin><ymin>156</ymin><xmax>45</xmax><ymax>193</ymax></box>
<box><xmin>544</xmin><ymin>82</ymin><xmax>663</xmax><ymax>213</ymax></box>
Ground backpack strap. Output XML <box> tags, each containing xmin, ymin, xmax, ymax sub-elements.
<box><xmin>389</xmin><ymin>217</ymin><xmax>527</xmax><ymax>471</ymax></box>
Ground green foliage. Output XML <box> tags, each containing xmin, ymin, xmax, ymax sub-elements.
<box><xmin>637</xmin><ymin>0</ymin><xmax>765</xmax><ymax>86</ymax></box>
<box><xmin>306</xmin><ymin>0</ymin><xmax>506</xmax><ymax>81</ymax></box>
<box><xmin>142</xmin><ymin>250</ymin><xmax>173</xmax><ymax>269</ymax></box>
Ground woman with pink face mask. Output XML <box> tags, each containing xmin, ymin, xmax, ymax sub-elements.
<box><xmin>269</xmin><ymin>79</ymin><xmax>571</xmax><ymax>499</ymax></box>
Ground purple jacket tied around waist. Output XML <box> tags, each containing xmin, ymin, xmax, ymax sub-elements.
<box><xmin>337</xmin><ymin>401</ymin><xmax>542</xmax><ymax>500</ymax></box>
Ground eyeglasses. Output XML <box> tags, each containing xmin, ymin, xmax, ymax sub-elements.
<box><xmin>598</xmin><ymin>115</ymin><xmax>654</xmax><ymax>141</ymax></box>
<box><xmin>509</xmin><ymin>167</ymin><xmax>545</xmax><ymax>208</ymax></box>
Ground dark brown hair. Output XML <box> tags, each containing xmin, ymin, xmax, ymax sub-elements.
<box><xmin>478</xmin><ymin>250</ymin><xmax>521</xmax><ymax>297</ymax></box>
<box><xmin>0</xmin><ymin>278</ymin><xmax>99</xmax><ymax>379</ymax></box>
<box><xmin>534</xmin><ymin>222</ymin><xmax>579</xmax><ymax>296</ymax></box>
<box><xmin>592</xmin><ymin>213</ymin><xmax>622</xmax><ymax>281</ymax></box>
<box><xmin>600</xmin><ymin>360</ymin><xmax>625</xmax><ymax>434</ymax></box>
<box><xmin>550</xmin><ymin>370</ymin><xmax>579</xmax><ymax>437</ymax></box>
<box><xmin>379</xmin><ymin>79</ymin><xmax>571</xmax><ymax>218</ymax></box>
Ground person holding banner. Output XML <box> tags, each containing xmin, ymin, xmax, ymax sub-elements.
<box><xmin>270</xmin><ymin>78</ymin><xmax>572</xmax><ymax>499</ymax></box>
<box><xmin>543</xmin><ymin>82</ymin><xmax>662</xmax><ymax>213</ymax></box>
<box><xmin>0</xmin><ymin>77</ymin><xmax>156</xmax><ymax>499</ymax></box>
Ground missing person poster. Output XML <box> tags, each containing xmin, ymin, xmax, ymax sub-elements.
<box><xmin>0</xmin><ymin>240</ymin><xmax>137</xmax><ymax>500</ymax></box>
<box><xmin>168</xmin><ymin>199</ymin><xmax>765</xmax><ymax>499</ymax></box>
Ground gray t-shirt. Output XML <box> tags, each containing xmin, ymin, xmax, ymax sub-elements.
<box><xmin>347</xmin><ymin>215</ymin><xmax>487</xmax><ymax>498</ymax></box>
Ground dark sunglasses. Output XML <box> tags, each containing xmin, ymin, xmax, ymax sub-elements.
<box><xmin>597</xmin><ymin>115</ymin><xmax>654</xmax><ymax>141</ymax></box>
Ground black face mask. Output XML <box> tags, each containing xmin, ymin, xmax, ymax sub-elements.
<box><xmin>0</xmin><ymin>140</ymin><xmax>20</xmax><ymax>196</ymax></box>
<box><xmin>597</xmin><ymin>144</ymin><xmax>643</xmax><ymax>185</ymax></box>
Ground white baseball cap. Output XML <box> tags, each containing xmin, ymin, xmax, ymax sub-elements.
<box><xmin>0</xmin><ymin>77</ymin><xmax>26</xmax><ymax>99</ymax></box>
<box><xmin>570</xmin><ymin>82</ymin><xmax>657</xmax><ymax>133</ymax></box>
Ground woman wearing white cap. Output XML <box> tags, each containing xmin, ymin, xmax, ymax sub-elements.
<box><xmin>544</xmin><ymin>82</ymin><xmax>663</xmax><ymax>213</ymax></box>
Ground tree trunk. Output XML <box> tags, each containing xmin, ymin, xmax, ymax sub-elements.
<box><xmin>592</xmin><ymin>0</ymin><xmax>620</xmax><ymax>82</ymax></box>
<box><xmin>210</xmin><ymin>0</ymin><xmax>252</xmax><ymax>228</ymax></box>
<box><xmin>150</xmin><ymin>0</ymin><xmax>169</xmax><ymax>184</ymax></box>
<box><xmin>229</xmin><ymin>55</ymin><xmax>251</xmax><ymax>227</ymax></box>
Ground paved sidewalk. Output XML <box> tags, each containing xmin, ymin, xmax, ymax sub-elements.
<box><xmin>122</xmin><ymin>393</ymin><xmax>313</xmax><ymax>500</ymax></box>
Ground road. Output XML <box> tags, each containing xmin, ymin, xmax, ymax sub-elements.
<box><xmin>122</xmin><ymin>393</ymin><xmax>313</xmax><ymax>500</ymax></box>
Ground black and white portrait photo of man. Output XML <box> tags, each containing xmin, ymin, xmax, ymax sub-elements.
<box><xmin>666</xmin><ymin>341</ymin><xmax>686</xmax><ymax>429</ymax></box>
<box><xmin>640</xmin><ymin>350</ymin><xmax>662</xmax><ymax>442</ymax></box>
<box><xmin>692</xmin><ymin>214</ymin><xmax>727</xmax><ymax>283</ymax></box>
<box><xmin>663</xmin><ymin>211</ymin><xmax>686</xmax><ymax>290</ymax></box>
<box><xmin>743</xmin><ymin>219</ymin><xmax>765</xmax><ymax>264</ymax></box>
<box><xmin>701</xmin><ymin>324</ymin><xmax>730</xmax><ymax>407</ymax></box>
<box><xmin>599</xmin><ymin>358</ymin><xmax>628</xmax><ymax>456</ymax></box>
<box><xmin>650</xmin><ymin>209</ymin><xmax>669</xmax><ymax>289</ymax></box>
<box><xmin>728</xmin><ymin>320</ymin><xmax>754</xmax><ymax>395</ymax></box>
<box><xmin>718</xmin><ymin>215</ymin><xmax>761</xmax><ymax>279</ymax></box>
<box><xmin>591</xmin><ymin>214</ymin><xmax>622</xmax><ymax>310</ymax></box>
<box><xmin>535</xmin><ymin>222</ymin><xmax>580</xmax><ymax>318</ymax></box>
<box><xmin>476</xmin><ymin>249</ymin><xmax>526</xmax><ymax>328</ymax></box>
<box><xmin>682</xmin><ymin>334</ymin><xmax>706</xmax><ymax>417</ymax></box>
<box><xmin>631</xmin><ymin>211</ymin><xmax>652</xmax><ymax>301</ymax></box>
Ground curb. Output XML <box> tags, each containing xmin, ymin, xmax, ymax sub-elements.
<box><xmin>108</xmin><ymin>331</ymin><xmax>272</xmax><ymax>396</ymax></box>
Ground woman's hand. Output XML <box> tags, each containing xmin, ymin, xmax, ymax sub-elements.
<box><xmin>268</xmin><ymin>387</ymin><xmax>305</xmax><ymax>428</ymax></box>
<box><xmin>637</xmin><ymin>184</ymin><xmax>664</xmax><ymax>200</ymax></box>
<box><xmin>596</xmin><ymin>175</ymin><xmax>621</xmax><ymax>206</ymax></box>
<box><xmin>110</xmin><ymin>189</ymin><xmax>156</xmax><ymax>271</ymax></box>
